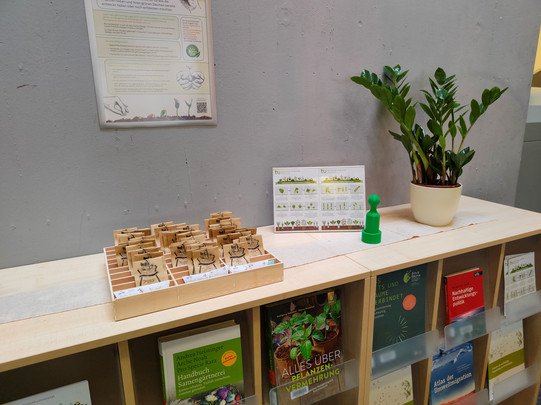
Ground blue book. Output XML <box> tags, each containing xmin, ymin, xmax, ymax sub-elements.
<box><xmin>429</xmin><ymin>342</ymin><xmax>475</xmax><ymax>405</ymax></box>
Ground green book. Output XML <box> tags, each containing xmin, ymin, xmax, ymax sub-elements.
<box><xmin>488</xmin><ymin>320</ymin><xmax>525</xmax><ymax>401</ymax></box>
<box><xmin>373</xmin><ymin>264</ymin><xmax>427</xmax><ymax>351</ymax></box>
<box><xmin>158</xmin><ymin>321</ymin><xmax>244</xmax><ymax>405</ymax></box>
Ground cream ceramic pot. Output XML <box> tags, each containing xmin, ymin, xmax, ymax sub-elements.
<box><xmin>410</xmin><ymin>183</ymin><xmax>463</xmax><ymax>226</ymax></box>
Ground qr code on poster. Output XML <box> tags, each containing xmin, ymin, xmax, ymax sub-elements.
<box><xmin>197</xmin><ymin>102</ymin><xmax>207</xmax><ymax>114</ymax></box>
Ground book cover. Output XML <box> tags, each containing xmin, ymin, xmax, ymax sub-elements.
<box><xmin>4</xmin><ymin>380</ymin><xmax>92</xmax><ymax>405</ymax></box>
<box><xmin>370</xmin><ymin>365</ymin><xmax>414</xmax><ymax>405</ymax></box>
<box><xmin>373</xmin><ymin>264</ymin><xmax>427</xmax><ymax>351</ymax></box>
<box><xmin>263</xmin><ymin>289</ymin><xmax>343</xmax><ymax>388</ymax></box>
<box><xmin>487</xmin><ymin>320</ymin><xmax>525</xmax><ymax>401</ymax></box>
<box><xmin>504</xmin><ymin>252</ymin><xmax>536</xmax><ymax>312</ymax></box>
<box><xmin>443</xmin><ymin>268</ymin><xmax>484</xmax><ymax>324</ymax></box>
<box><xmin>429</xmin><ymin>342</ymin><xmax>475</xmax><ymax>405</ymax></box>
<box><xmin>158</xmin><ymin>322</ymin><xmax>244</xmax><ymax>405</ymax></box>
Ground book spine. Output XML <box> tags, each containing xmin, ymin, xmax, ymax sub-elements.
<box><xmin>262</xmin><ymin>306</ymin><xmax>277</xmax><ymax>388</ymax></box>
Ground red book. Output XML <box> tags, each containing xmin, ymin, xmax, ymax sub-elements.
<box><xmin>443</xmin><ymin>268</ymin><xmax>484</xmax><ymax>324</ymax></box>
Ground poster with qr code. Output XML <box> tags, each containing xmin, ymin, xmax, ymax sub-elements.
<box><xmin>273</xmin><ymin>166</ymin><xmax>366</xmax><ymax>232</ymax></box>
<box><xmin>84</xmin><ymin>0</ymin><xmax>217</xmax><ymax>128</ymax></box>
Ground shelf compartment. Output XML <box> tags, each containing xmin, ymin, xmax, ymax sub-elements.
<box><xmin>503</xmin><ymin>290</ymin><xmax>541</xmax><ymax>326</ymax></box>
<box><xmin>269</xmin><ymin>358</ymin><xmax>358</xmax><ymax>405</ymax></box>
<box><xmin>104</xmin><ymin>247</ymin><xmax>284</xmax><ymax>320</ymax></box>
<box><xmin>491</xmin><ymin>364</ymin><xmax>539</xmax><ymax>404</ymax></box>
<box><xmin>371</xmin><ymin>330</ymin><xmax>439</xmax><ymax>380</ymax></box>
<box><xmin>444</xmin><ymin>307</ymin><xmax>501</xmax><ymax>351</ymax></box>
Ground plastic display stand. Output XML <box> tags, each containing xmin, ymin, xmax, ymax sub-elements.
<box><xmin>453</xmin><ymin>389</ymin><xmax>489</xmax><ymax>405</ymax></box>
<box><xmin>371</xmin><ymin>330</ymin><xmax>440</xmax><ymax>380</ymax></box>
<box><xmin>269</xmin><ymin>359</ymin><xmax>359</xmax><ymax>405</ymax></box>
<box><xmin>503</xmin><ymin>290</ymin><xmax>541</xmax><ymax>326</ymax></box>
<box><xmin>444</xmin><ymin>307</ymin><xmax>501</xmax><ymax>351</ymax></box>
<box><xmin>491</xmin><ymin>365</ymin><xmax>539</xmax><ymax>404</ymax></box>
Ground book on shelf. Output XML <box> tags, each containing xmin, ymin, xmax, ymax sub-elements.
<box><xmin>443</xmin><ymin>267</ymin><xmax>484</xmax><ymax>324</ymax></box>
<box><xmin>487</xmin><ymin>320</ymin><xmax>525</xmax><ymax>401</ymax></box>
<box><xmin>504</xmin><ymin>252</ymin><xmax>536</xmax><ymax>314</ymax></box>
<box><xmin>262</xmin><ymin>289</ymin><xmax>343</xmax><ymax>390</ymax></box>
<box><xmin>4</xmin><ymin>380</ymin><xmax>92</xmax><ymax>405</ymax></box>
<box><xmin>370</xmin><ymin>365</ymin><xmax>414</xmax><ymax>405</ymax></box>
<box><xmin>158</xmin><ymin>321</ymin><xmax>244</xmax><ymax>405</ymax></box>
<box><xmin>429</xmin><ymin>342</ymin><xmax>475</xmax><ymax>405</ymax></box>
<box><xmin>373</xmin><ymin>264</ymin><xmax>427</xmax><ymax>351</ymax></box>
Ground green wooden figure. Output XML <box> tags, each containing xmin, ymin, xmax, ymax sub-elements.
<box><xmin>362</xmin><ymin>194</ymin><xmax>382</xmax><ymax>244</ymax></box>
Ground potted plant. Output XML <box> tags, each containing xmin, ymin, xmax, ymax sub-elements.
<box><xmin>313</xmin><ymin>298</ymin><xmax>341</xmax><ymax>355</ymax></box>
<box><xmin>351</xmin><ymin>65</ymin><xmax>507</xmax><ymax>226</ymax></box>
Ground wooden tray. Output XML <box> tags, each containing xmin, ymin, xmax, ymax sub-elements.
<box><xmin>104</xmin><ymin>247</ymin><xmax>283</xmax><ymax>320</ymax></box>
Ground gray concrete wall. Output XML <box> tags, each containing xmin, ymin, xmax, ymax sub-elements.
<box><xmin>1</xmin><ymin>0</ymin><xmax>540</xmax><ymax>269</ymax></box>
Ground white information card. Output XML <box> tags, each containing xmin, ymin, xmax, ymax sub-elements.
<box><xmin>272</xmin><ymin>166</ymin><xmax>366</xmax><ymax>232</ymax></box>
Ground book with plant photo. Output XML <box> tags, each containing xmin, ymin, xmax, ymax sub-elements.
<box><xmin>263</xmin><ymin>289</ymin><xmax>343</xmax><ymax>390</ymax></box>
<box><xmin>158</xmin><ymin>321</ymin><xmax>244</xmax><ymax>405</ymax></box>
<box><xmin>373</xmin><ymin>264</ymin><xmax>427</xmax><ymax>351</ymax></box>
<box><xmin>370</xmin><ymin>365</ymin><xmax>413</xmax><ymax>405</ymax></box>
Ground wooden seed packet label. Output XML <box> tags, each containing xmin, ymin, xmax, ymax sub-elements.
<box><xmin>131</xmin><ymin>250</ymin><xmax>163</xmax><ymax>267</ymax></box>
<box><xmin>223</xmin><ymin>242</ymin><xmax>250</xmax><ymax>266</ymax></box>
<box><xmin>150</xmin><ymin>221</ymin><xmax>175</xmax><ymax>236</ymax></box>
<box><xmin>115</xmin><ymin>244</ymin><xmax>128</xmax><ymax>267</ymax></box>
<box><xmin>132</xmin><ymin>256</ymin><xmax>168</xmax><ymax>287</ymax></box>
<box><xmin>170</xmin><ymin>242</ymin><xmax>188</xmax><ymax>267</ymax></box>
<box><xmin>116</xmin><ymin>232</ymin><xmax>144</xmax><ymax>245</ymax></box>
<box><xmin>126</xmin><ymin>246</ymin><xmax>160</xmax><ymax>268</ymax></box>
<box><xmin>240</xmin><ymin>234</ymin><xmax>264</xmax><ymax>257</ymax></box>
<box><xmin>191</xmin><ymin>247</ymin><xmax>221</xmax><ymax>275</ymax></box>
<box><xmin>217</xmin><ymin>233</ymin><xmax>241</xmax><ymax>247</ymax></box>
<box><xmin>210</xmin><ymin>211</ymin><xmax>233</xmax><ymax>219</ymax></box>
<box><xmin>113</xmin><ymin>228</ymin><xmax>138</xmax><ymax>245</ymax></box>
<box><xmin>160</xmin><ymin>230</ymin><xmax>181</xmax><ymax>250</ymax></box>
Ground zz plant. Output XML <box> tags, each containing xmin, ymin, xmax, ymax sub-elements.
<box><xmin>351</xmin><ymin>66</ymin><xmax>507</xmax><ymax>186</ymax></box>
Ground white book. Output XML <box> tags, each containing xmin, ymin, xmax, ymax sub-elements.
<box><xmin>370</xmin><ymin>365</ymin><xmax>413</xmax><ymax>405</ymax></box>
<box><xmin>504</xmin><ymin>252</ymin><xmax>536</xmax><ymax>314</ymax></box>
<box><xmin>4</xmin><ymin>380</ymin><xmax>92</xmax><ymax>405</ymax></box>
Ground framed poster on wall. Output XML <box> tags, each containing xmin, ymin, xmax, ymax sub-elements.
<box><xmin>272</xmin><ymin>166</ymin><xmax>366</xmax><ymax>232</ymax></box>
<box><xmin>84</xmin><ymin>0</ymin><xmax>216</xmax><ymax>128</ymax></box>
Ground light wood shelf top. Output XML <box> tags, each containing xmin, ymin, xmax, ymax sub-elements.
<box><xmin>1</xmin><ymin>196</ymin><xmax>540</xmax><ymax>373</ymax></box>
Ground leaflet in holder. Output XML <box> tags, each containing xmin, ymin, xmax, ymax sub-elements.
<box><xmin>113</xmin><ymin>280</ymin><xmax>171</xmax><ymax>299</ymax></box>
<box><xmin>182</xmin><ymin>267</ymin><xmax>229</xmax><ymax>283</ymax></box>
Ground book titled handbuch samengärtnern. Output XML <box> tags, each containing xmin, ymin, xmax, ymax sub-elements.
<box><xmin>158</xmin><ymin>321</ymin><xmax>244</xmax><ymax>405</ymax></box>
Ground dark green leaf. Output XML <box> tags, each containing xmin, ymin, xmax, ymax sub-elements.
<box><xmin>291</xmin><ymin>328</ymin><xmax>304</xmax><ymax>342</ymax></box>
<box><xmin>304</xmin><ymin>324</ymin><xmax>312</xmax><ymax>339</ymax></box>
<box><xmin>434</xmin><ymin>68</ymin><xmax>446</xmax><ymax>85</ymax></box>
<box><xmin>300</xmin><ymin>340</ymin><xmax>313</xmax><ymax>361</ymax></box>
<box><xmin>290</xmin><ymin>346</ymin><xmax>298</xmax><ymax>360</ymax></box>
<box><xmin>312</xmin><ymin>329</ymin><xmax>325</xmax><ymax>342</ymax></box>
<box><xmin>272</xmin><ymin>322</ymin><xmax>289</xmax><ymax>334</ymax></box>
<box><xmin>427</xmin><ymin>120</ymin><xmax>443</xmax><ymax>137</ymax></box>
<box><xmin>404</xmin><ymin>106</ymin><xmax>416</xmax><ymax>128</ymax></box>
<box><xmin>470</xmin><ymin>99</ymin><xmax>480</xmax><ymax>124</ymax></box>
